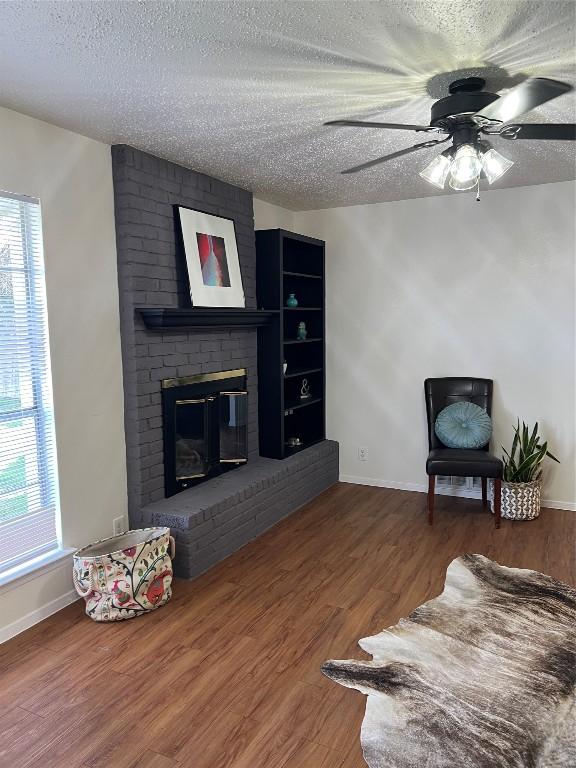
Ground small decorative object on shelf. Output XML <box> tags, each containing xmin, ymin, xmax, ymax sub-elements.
<box><xmin>283</xmin><ymin>360</ymin><xmax>288</xmax><ymax>375</ymax></box>
<box><xmin>493</xmin><ymin>420</ymin><xmax>560</xmax><ymax>520</ymax></box>
<box><xmin>300</xmin><ymin>378</ymin><xmax>311</xmax><ymax>400</ymax></box>
<box><xmin>287</xmin><ymin>436</ymin><xmax>303</xmax><ymax>447</ymax></box>
<box><xmin>286</xmin><ymin>293</ymin><xmax>298</xmax><ymax>307</ymax></box>
<box><xmin>296</xmin><ymin>321</ymin><xmax>307</xmax><ymax>340</ymax></box>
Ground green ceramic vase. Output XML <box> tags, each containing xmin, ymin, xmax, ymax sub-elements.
<box><xmin>286</xmin><ymin>293</ymin><xmax>298</xmax><ymax>307</ymax></box>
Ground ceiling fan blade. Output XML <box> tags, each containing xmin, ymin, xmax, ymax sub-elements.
<box><xmin>473</xmin><ymin>78</ymin><xmax>573</xmax><ymax>124</ymax></box>
<box><xmin>325</xmin><ymin>119</ymin><xmax>442</xmax><ymax>133</ymax></box>
<box><xmin>341</xmin><ymin>139</ymin><xmax>447</xmax><ymax>175</ymax></box>
<box><xmin>496</xmin><ymin>123</ymin><xmax>576</xmax><ymax>141</ymax></box>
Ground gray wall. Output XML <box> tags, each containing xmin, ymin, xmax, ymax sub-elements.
<box><xmin>112</xmin><ymin>145</ymin><xmax>260</xmax><ymax>518</ymax></box>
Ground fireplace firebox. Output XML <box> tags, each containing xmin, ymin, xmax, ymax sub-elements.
<box><xmin>161</xmin><ymin>369</ymin><xmax>248</xmax><ymax>497</ymax></box>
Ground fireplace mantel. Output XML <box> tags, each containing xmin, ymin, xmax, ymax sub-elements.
<box><xmin>138</xmin><ymin>307</ymin><xmax>279</xmax><ymax>330</ymax></box>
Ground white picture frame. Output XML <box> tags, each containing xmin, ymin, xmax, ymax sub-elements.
<box><xmin>177</xmin><ymin>206</ymin><xmax>245</xmax><ymax>308</ymax></box>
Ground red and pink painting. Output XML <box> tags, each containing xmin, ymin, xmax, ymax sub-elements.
<box><xmin>178</xmin><ymin>206</ymin><xmax>245</xmax><ymax>307</ymax></box>
<box><xmin>196</xmin><ymin>233</ymin><xmax>231</xmax><ymax>287</ymax></box>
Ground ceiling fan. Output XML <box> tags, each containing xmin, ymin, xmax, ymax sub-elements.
<box><xmin>325</xmin><ymin>77</ymin><xmax>575</xmax><ymax>192</ymax></box>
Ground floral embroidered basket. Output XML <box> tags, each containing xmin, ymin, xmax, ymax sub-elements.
<box><xmin>73</xmin><ymin>527</ymin><xmax>175</xmax><ymax>622</ymax></box>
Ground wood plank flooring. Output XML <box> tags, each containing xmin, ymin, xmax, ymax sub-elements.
<box><xmin>1</xmin><ymin>483</ymin><xmax>575</xmax><ymax>767</ymax></box>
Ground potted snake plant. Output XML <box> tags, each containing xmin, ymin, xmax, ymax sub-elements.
<box><xmin>495</xmin><ymin>421</ymin><xmax>560</xmax><ymax>520</ymax></box>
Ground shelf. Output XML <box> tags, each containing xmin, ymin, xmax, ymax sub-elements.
<box><xmin>284</xmin><ymin>397</ymin><xmax>323</xmax><ymax>413</ymax></box>
<box><xmin>138</xmin><ymin>307</ymin><xmax>279</xmax><ymax>330</ymax></box>
<box><xmin>283</xmin><ymin>271</ymin><xmax>323</xmax><ymax>280</ymax></box>
<box><xmin>284</xmin><ymin>367</ymin><xmax>323</xmax><ymax>379</ymax></box>
<box><xmin>256</xmin><ymin>228</ymin><xmax>326</xmax><ymax>460</ymax></box>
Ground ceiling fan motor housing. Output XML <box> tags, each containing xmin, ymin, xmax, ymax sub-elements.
<box><xmin>430</xmin><ymin>78</ymin><xmax>499</xmax><ymax>127</ymax></box>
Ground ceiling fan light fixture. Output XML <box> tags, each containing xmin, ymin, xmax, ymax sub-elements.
<box><xmin>480</xmin><ymin>147</ymin><xmax>514</xmax><ymax>184</ymax></box>
<box><xmin>419</xmin><ymin>150</ymin><xmax>452</xmax><ymax>189</ymax></box>
<box><xmin>448</xmin><ymin>144</ymin><xmax>482</xmax><ymax>191</ymax></box>
<box><xmin>331</xmin><ymin>76</ymin><xmax>574</xmax><ymax>188</ymax></box>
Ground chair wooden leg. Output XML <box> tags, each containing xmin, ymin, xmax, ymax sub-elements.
<box><xmin>427</xmin><ymin>475</ymin><xmax>435</xmax><ymax>525</ymax></box>
<box><xmin>481</xmin><ymin>477</ymin><xmax>487</xmax><ymax>509</ymax></box>
<box><xmin>493</xmin><ymin>478</ymin><xmax>501</xmax><ymax>529</ymax></box>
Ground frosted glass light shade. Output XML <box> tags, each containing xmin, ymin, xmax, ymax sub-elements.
<box><xmin>480</xmin><ymin>148</ymin><xmax>514</xmax><ymax>184</ymax></box>
<box><xmin>449</xmin><ymin>144</ymin><xmax>481</xmax><ymax>190</ymax></box>
<box><xmin>419</xmin><ymin>152</ymin><xmax>452</xmax><ymax>189</ymax></box>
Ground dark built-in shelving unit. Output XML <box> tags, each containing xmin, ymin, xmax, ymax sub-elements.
<box><xmin>256</xmin><ymin>229</ymin><xmax>326</xmax><ymax>459</ymax></box>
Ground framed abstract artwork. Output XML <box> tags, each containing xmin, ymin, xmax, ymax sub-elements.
<box><xmin>176</xmin><ymin>206</ymin><xmax>245</xmax><ymax>307</ymax></box>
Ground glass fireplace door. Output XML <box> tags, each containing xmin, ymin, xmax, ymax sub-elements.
<box><xmin>174</xmin><ymin>397</ymin><xmax>213</xmax><ymax>481</ymax></box>
<box><xmin>219</xmin><ymin>391</ymin><xmax>248</xmax><ymax>465</ymax></box>
<box><xmin>162</xmin><ymin>368</ymin><xmax>248</xmax><ymax>497</ymax></box>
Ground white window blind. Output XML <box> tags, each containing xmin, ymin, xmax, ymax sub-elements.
<box><xmin>0</xmin><ymin>190</ymin><xmax>59</xmax><ymax>573</ymax></box>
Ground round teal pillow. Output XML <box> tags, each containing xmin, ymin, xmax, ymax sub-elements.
<box><xmin>435</xmin><ymin>401</ymin><xmax>492</xmax><ymax>449</ymax></box>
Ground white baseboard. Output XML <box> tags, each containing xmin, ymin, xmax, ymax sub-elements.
<box><xmin>539</xmin><ymin>498</ymin><xmax>576</xmax><ymax>511</ymax></box>
<box><xmin>339</xmin><ymin>474</ymin><xmax>576</xmax><ymax>511</ymax></box>
<box><xmin>0</xmin><ymin>589</ymin><xmax>79</xmax><ymax>645</ymax></box>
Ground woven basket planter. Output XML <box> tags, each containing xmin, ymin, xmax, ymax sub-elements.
<box><xmin>491</xmin><ymin>479</ymin><xmax>542</xmax><ymax>520</ymax></box>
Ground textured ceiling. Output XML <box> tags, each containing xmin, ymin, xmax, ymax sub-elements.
<box><xmin>0</xmin><ymin>1</ymin><xmax>575</xmax><ymax>209</ymax></box>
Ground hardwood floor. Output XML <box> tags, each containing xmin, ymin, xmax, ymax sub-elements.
<box><xmin>1</xmin><ymin>483</ymin><xmax>575</xmax><ymax>768</ymax></box>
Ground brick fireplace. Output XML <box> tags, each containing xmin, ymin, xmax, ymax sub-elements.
<box><xmin>112</xmin><ymin>145</ymin><xmax>259</xmax><ymax>511</ymax></box>
<box><xmin>112</xmin><ymin>145</ymin><xmax>338</xmax><ymax>578</ymax></box>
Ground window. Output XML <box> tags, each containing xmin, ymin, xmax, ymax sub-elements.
<box><xmin>0</xmin><ymin>191</ymin><xmax>59</xmax><ymax>574</ymax></box>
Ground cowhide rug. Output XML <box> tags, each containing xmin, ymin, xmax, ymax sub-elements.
<box><xmin>322</xmin><ymin>554</ymin><xmax>576</xmax><ymax>768</ymax></box>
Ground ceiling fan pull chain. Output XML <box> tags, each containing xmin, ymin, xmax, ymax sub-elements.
<box><xmin>476</xmin><ymin>177</ymin><xmax>481</xmax><ymax>202</ymax></box>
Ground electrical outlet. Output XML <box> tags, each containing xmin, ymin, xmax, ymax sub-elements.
<box><xmin>113</xmin><ymin>516</ymin><xmax>127</xmax><ymax>536</ymax></box>
<box><xmin>358</xmin><ymin>446</ymin><xmax>368</xmax><ymax>462</ymax></box>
